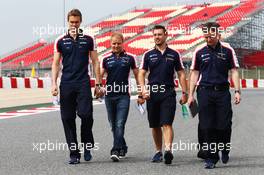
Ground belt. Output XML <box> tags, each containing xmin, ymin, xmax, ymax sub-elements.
<box><xmin>198</xmin><ymin>85</ymin><xmax>229</xmax><ymax>91</ymax></box>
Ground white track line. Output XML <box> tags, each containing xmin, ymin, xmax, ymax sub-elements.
<box><xmin>0</xmin><ymin>96</ymin><xmax>138</xmax><ymax>120</ymax></box>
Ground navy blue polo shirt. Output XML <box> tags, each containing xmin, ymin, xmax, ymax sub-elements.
<box><xmin>101</xmin><ymin>51</ymin><xmax>137</xmax><ymax>96</ymax></box>
<box><xmin>140</xmin><ymin>46</ymin><xmax>184</xmax><ymax>87</ymax></box>
<box><xmin>190</xmin><ymin>41</ymin><xmax>239</xmax><ymax>86</ymax></box>
<box><xmin>54</xmin><ymin>32</ymin><xmax>96</xmax><ymax>84</ymax></box>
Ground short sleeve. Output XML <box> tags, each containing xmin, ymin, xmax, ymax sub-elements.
<box><xmin>86</xmin><ymin>35</ymin><xmax>97</xmax><ymax>51</ymax></box>
<box><xmin>174</xmin><ymin>51</ymin><xmax>184</xmax><ymax>71</ymax></box>
<box><xmin>54</xmin><ymin>37</ymin><xmax>62</xmax><ymax>53</ymax></box>
<box><xmin>139</xmin><ymin>52</ymin><xmax>149</xmax><ymax>71</ymax></box>
<box><xmin>229</xmin><ymin>47</ymin><xmax>239</xmax><ymax>69</ymax></box>
<box><xmin>100</xmin><ymin>57</ymin><xmax>107</xmax><ymax>70</ymax></box>
<box><xmin>190</xmin><ymin>50</ymin><xmax>200</xmax><ymax>71</ymax></box>
<box><xmin>129</xmin><ymin>55</ymin><xmax>137</xmax><ymax>69</ymax></box>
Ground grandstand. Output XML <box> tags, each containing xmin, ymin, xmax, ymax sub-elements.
<box><xmin>0</xmin><ymin>0</ymin><xmax>263</xmax><ymax>76</ymax></box>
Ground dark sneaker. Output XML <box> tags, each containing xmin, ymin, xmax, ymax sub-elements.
<box><xmin>119</xmin><ymin>149</ymin><xmax>127</xmax><ymax>159</ymax></box>
<box><xmin>110</xmin><ymin>150</ymin><xmax>120</xmax><ymax>162</ymax></box>
<box><xmin>84</xmin><ymin>149</ymin><xmax>92</xmax><ymax>161</ymax></box>
<box><xmin>68</xmin><ymin>157</ymin><xmax>80</xmax><ymax>164</ymax></box>
<box><xmin>164</xmin><ymin>151</ymin><xmax>173</xmax><ymax>165</ymax></box>
<box><xmin>205</xmin><ymin>159</ymin><xmax>216</xmax><ymax>169</ymax></box>
<box><xmin>151</xmin><ymin>151</ymin><xmax>163</xmax><ymax>163</ymax></box>
<box><xmin>221</xmin><ymin>153</ymin><xmax>229</xmax><ymax>164</ymax></box>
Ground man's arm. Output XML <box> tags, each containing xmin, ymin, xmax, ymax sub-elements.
<box><xmin>177</xmin><ymin>70</ymin><xmax>187</xmax><ymax>93</ymax></box>
<box><xmin>138</xmin><ymin>69</ymin><xmax>147</xmax><ymax>96</ymax></box>
<box><xmin>100</xmin><ymin>67</ymin><xmax>106</xmax><ymax>78</ymax></box>
<box><xmin>90</xmin><ymin>50</ymin><xmax>101</xmax><ymax>84</ymax></box>
<box><xmin>51</xmin><ymin>52</ymin><xmax>61</xmax><ymax>96</ymax></box>
<box><xmin>231</xmin><ymin>68</ymin><xmax>241</xmax><ymax>104</ymax></box>
<box><xmin>90</xmin><ymin>50</ymin><xmax>103</xmax><ymax>98</ymax></box>
<box><xmin>177</xmin><ymin>70</ymin><xmax>188</xmax><ymax>104</ymax></box>
<box><xmin>137</xmin><ymin>69</ymin><xmax>148</xmax><ymax>104</ymax></box>
<box><xmin>132</xmin><ymin>68</ymin><xmax>139</xmax><ymax>86</ymax></box>
<box><xmin>187</xmin><ymin>70</ymin><xmax>199</xmax><ymax>105</ymax></box>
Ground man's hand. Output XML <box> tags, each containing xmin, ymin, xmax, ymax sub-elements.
<box><xmin>94</xmin><ymin>86</ymin><xmax>104</xmax><ymax>98</ymax></box>
<box><xmin>142</xmin><ymin>89</ymin><xmax>150</xmax><ymax>100</ymax></box>
<box><xmin>234</xmin><ymin>92</ymin><xmax>241</xmax><ymax>105</ymax></box>
<box><xmin>187</xmin><ymin>95</ymin><xmax>195</xmax><ymax>106</ymax></box>
<box><xmin>137</xmin><ymin>96</ymin><xmax>145</xmax><ymax>105</ymax></box>
<box><xmin>51</xmin><ymin>84</ymin><xmax>58</xmax><ymax>96</ymax></box>
<box><xmin>179</xmin><ymin>94</ymin><xmax>188</xmax><ymax>105</ymax></box>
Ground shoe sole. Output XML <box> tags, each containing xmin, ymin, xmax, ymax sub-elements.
<box><xmin>205</xmin><ymin>160</ymin><xmax>216</xmax><ymax>169</ymax></box>
<box><xmin>164</xmin><ymin>152</ymin><xmax>173</xmax><ymax>165</ymax></box>
<box><xmin>68</xmin><ymin>159</ymin><xmax>80</xmax><ymax>164</ymax></box>
<box><xmin>222</xmin><ymin>158</ymin><xmax>229</xmax><ymax>164</ymax></box>
<box><xmin>222</xmin><ymin>155</ymin><xmax>229</xmax><ymax>164</ymax></box>
<box><xmin>110</xmin><ymin>155</ymin><xmax>120</xmax><ymax>162</ymax></box>
<box><xmin>151</xmin><ymin>158</ymin><xmax>163</xmax><ymax>163</ymax></box>
<box><xmin>84</xmin><ymin>156</ymin><xmax>92</xmax><ymax>161</ymax></box>
<box><xmin>205</xmin><ymin>164</ymin><xmax>215</xmax><ymax>169</ymax></box>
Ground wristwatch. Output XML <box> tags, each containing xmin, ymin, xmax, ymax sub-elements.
<box><xmin>182</xmin><ymin>91</ymin><xmax>188</xmax><ymax>96</ymax></box>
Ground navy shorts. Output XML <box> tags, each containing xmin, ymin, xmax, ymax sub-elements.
<box><xmin>146</xmin><ymin>87</ymin><xmax>176</xmax><ymax>128</ymax></box>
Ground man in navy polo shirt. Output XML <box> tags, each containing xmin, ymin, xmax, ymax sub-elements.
<box><xmin>52</xmin><ymin>9</ymin><xmax>102</xmax><ymax>164</ymax></box>
<box><xmin>138</xmin><ymin>25</ymin><xmax>188</xmax><ymax>165</ymax></box>
<box><xmin>100</xmin><ymin>32</ymin><xmax>139</xmax><ymax>162</ymax></box>
<box><xmin>188</xmin><ymin>22</ymin><xmax>241</xmax><ymax>169</ymax></box>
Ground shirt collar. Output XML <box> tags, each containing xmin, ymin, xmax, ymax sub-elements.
<box><xmin>66</xmin><ymin>28</ymin><xmax>84</xmax><ymax>40</ymax></box>
<box><xmin>207</xmin><ymin>41</ymin><xmax>221</xmax><ymax>51</ymax></box>
<box><xmin>112</xmin><ymin>50</ymin><xmax>126</xmax><ymax>57</ymax></box>
<box><xmin>154</xmin><ymin>44</ymin><xmax>169</xmax><ymax>54</ymax></box>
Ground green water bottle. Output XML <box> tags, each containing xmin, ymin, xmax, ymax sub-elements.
<box><xmin>182</xmin><ymin>104</ymin><xmax>189</xmax><ymax>119</ymax></box>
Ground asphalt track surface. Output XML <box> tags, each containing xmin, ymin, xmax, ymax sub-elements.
<box><xmin>0</xmin><ymin>89</ymin><xmax>264</xmax><ymax>175</ymax></box>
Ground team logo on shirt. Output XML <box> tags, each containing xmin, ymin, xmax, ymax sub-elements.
<box><xmin>106</xmin><ymin>56</ymin><xmax>114</xmax><ymax>61</ymax></box>
<box><xmin>202</xmin><ymin>57</ymin><xmax>211</xmax><ymax>62</ymax></box>
<box><xmin>63</xmin><ymin>42</ymin><xmax>72</xmax><ymax>45</ymax></box>
<box><xmin>80</xmin><ymin>41</ymin><xmax>87</xmax><ymax>45</ymax></box>
<box><xmin>63</xmin><ymin>38</ymin><xmax>71</xmax><ymax>41</ymax></box>
<box><xmin>166</xmin><ymin>57</ymin><xmax>174</xmax><ymax>61</ymax></box>
<box><xmin>121</xmin><ymin>57</ymin><xmax>129</xmax><ymax>63</ymax></box>
<box><xmin>150</xmin><ymin>57</ymin><xmax>158</xmax><ymax>62</ymax></box>
<box><xmin>107</xmin><ymin>60</ymin><xmax>115</xmax><ymax>67</ymax></box>
<box><xmin>149</xmin><ymin>54</ymin><xmax>158</xmax><ymax>58</ymax></box>
<box><xmin>217</xmin><ymin>53</ymin><xmax>226</xmax><ymax>60</ymax></box>
<box><xmin>166</xmin><ymin>54</ymin><xmax>175</xmax><ymax>57</ymax></box>
<box><xmin>201</xmin><ymin>53</ymin><xmax>210</xmax><ymax>58</ymax></box>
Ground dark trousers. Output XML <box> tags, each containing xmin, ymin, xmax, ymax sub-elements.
<box><xmin>197</xmin><ymin>86</ymin><xmax>233</xmax><ymax>163</ymax></box>
<box><xmin>60</xmin><ymin>82</ymin><xmax>94</xmax><ymax>159</ymax></box>
<box><xmin>105</xmin><ymin>95</ymin><xmax>130</xmax><ymax>153</ymax></box>
<box><xmin>198</xmin><ymin>123</ymin><xmax>232</xmax><ymax>155</ymax></box>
